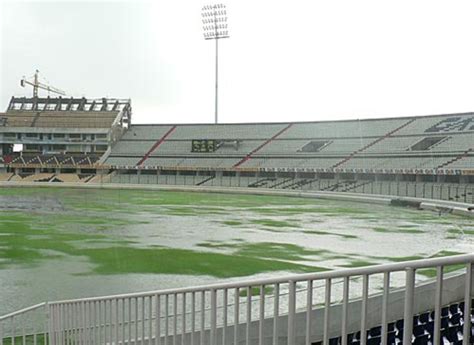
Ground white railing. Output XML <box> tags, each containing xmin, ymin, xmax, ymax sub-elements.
<box><xmin>0</xmin><ymin>303</ymin><xmax>48</xmax><ymax>345</ymax></box>
<box><xmin>1</xmin><ymin>254</ymin><xmax>474</xmax><ymax>345</ymax></box>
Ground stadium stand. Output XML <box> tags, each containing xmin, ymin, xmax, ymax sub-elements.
<box><xmin>104</xmin><ymin>112</ymin><xmax>474</xmax><ymax>172</ymax></box>
<box><xmin>1</xmin><ymin>95</ymin><xmax>472</xmax><ymax>203</ymax></box>
<box><xmin>92</xmin><ymin>112</ymin><xmax>474</xmax><ymax>202</ymax></box>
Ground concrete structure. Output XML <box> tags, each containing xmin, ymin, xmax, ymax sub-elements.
<box><xmin>0</xmin><ymin>96</ymin><xmax>131</xmax><ymax>172</ymax></box>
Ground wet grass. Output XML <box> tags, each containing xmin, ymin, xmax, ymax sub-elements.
<box><xmin>416</xmin><ymin>250</ymin><xmax>466</xmax><ymax>277</ymax></box>
<box><xmin>77</xmin><ymin>246</ymin><xmax>322</xmax><ymax>278</ymax></box>
<box><xmin>383</xmin><ymin>255</ymin><xmax>425</xmax><ymax>262</ymax></box>
<box><xmin>302</xmin><ymin>230</ymin><xmax>358</xmax><ymax>239</ymax></box>
<box><xmin>372</xmin><ymin>227</ymin><xmax>424</xmax><ymax>234</ymax></box>
<box><xmin>1</xmin><ymin>334</ymin><xmax>46</xmax><ymax>345</ymax></box>
<box><xmin>339</xmin><ymin>260</ymin><xmax>378</xmax><ymax>268</ymax></box>
<box><xmin>0</xmin><ymin>209</ymin><xmax>329</xmax><ymax>277</ymax></box>
<box><xmin>0</xmin><ymin>187</ymin><xmax>470</xmax><ymax>282</ymax></box>
<box><xmin>250</xmin><ymin>219</ymin><xmax>300</xmax><ymax>228</ymax></box>
<box><xmin>418</xmin><ymin>264</ymin><xmax>466</xmax><ymax>278</ymax></box>
<box><xmin>447</xmin><ymin>228</ymin><xmax>474</xmax><ymax>236</ymax></box>
<box><xmin>239</xmin><ymin>286</ymin><xmax>274</xmax><ymax>297</ymax></box>
<box><xmin>222</xmin><ymin>220</ymin><xmax>243</xmax><ymax>226</ymax></box>
<box><xmin>197</xmin><ymin>241</ymin><xmax>333</xmax><ymax>263</ymax></box>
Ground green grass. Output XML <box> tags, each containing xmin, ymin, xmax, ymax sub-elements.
<box><xmin>239</xmin><ymin>286</ymin><xmax>274</xmax><ymax>297</ymax></box>
<box><xmin>0</xmin><ymin>211</ymin><xmax>328</xmax><ymax>277</ymax></box>
<box><xmin>78</xmin><ymin>246</ymin><xmax>324</xmax><ymax>277</ymax></box>
<box><xmin>339</xmin><ymin>260</ymin><xmax>378</xmax><ymax>268</ymax></box>
<box><xmin>429</xmin><ymin>250</ymin><xmax>464</xmax><ymax>258</ymax></box>
<box><xmin>221</xmin><ymin>220</ymin><xmax>243</xmax><ymax>226</ymax></box>
<box><xmin>1</xmin><ymin>334</ymin><xmax>46</xmax><ymax>345</ymax></box>
<box><xmin>372</xmin><ymin>227</ymin><xmax>424</xmax><ymax>234</ymax></box>
<box><xmin>385</xmin><ymin>255</ymin><xmax>425</xmax><ymax>262</ymax></box>
<box><xmin>418</xmin><ymin>264</ymin><xmax>465</xmax><ymax>278</ymax></box>
<box><xmin>197</xmin><ymin>241</ymin><xmax>333</xmax><ymax>263</ymax></box>
<box><xmin>250</xmin><ymin>219</ymin><xmax>300</xmax><ymax>228</ymax></box>
<box><xmin>0</xmin><ymin>186</ymin><xmax>469</xmax><ymax>282</ymax></box>
<box><xmin>416</xmin><ymin>250</ymin><xmax>466</xmax><ymax>277</ymax></box>
<box><xmin>447</xmin><ymin>228</ymin><xmax>474</xmax><ymax>236</ymax></box>
<box><xmin>302</xmin><ymin>230</ymin><xmax>358</xmax><ymax>239</ymax></box>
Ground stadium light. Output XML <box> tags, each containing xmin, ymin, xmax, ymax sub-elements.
<box><xmin>202</xmin><ymin>3</ymin><xmax>229</xmax><ymax>124</ymax></box>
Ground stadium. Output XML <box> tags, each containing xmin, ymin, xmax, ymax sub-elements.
<box><xmin>0</xmin><ymin>94</ymin><xmax>473</xmax><ymax>345</ymax></box>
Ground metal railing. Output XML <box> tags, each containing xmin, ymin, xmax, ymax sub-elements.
<box><xmin>1</xmin><ymin>254</ymin><xmax>474</xmax><ymax>345</ymax></box>
<box><xmin>0</xmin><ymin>303</ymin><xmax>48</xmax><ymax>345</ymax></box>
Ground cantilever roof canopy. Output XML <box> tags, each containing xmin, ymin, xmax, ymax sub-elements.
<box><xmin>7</xmin><ymin>96</ymin><xmax>130</xmax><ymax>112</ymax></box>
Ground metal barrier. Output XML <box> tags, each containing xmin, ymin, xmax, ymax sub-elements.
<box><xmin>0</xmin><ymin>303</ymin><xmax>48</xmax><ymax>345</ymax></box>
<box><xmin>1</xmin><ymin>254</ymin><xmax>474</xmax><ymax>345</ymax></box>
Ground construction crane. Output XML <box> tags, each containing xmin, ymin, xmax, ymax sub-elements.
<box><xmin>20</xmin><ymin>70</ymin><xmax>66</xmax><ymax>98</ymax></box>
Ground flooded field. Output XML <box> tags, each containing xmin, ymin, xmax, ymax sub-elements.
<box><xmin>0</xmin><ymin>187</ymin><xmax>473</xmax><ymax>316</ymax></box>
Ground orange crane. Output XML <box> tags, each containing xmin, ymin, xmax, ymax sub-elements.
<box><xmin>20</xmin><ymin>70</ymin><xmax>66</xmax><ymax>98</ymax></box>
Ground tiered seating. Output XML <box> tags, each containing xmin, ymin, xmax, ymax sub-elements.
<box><xmin>279</xmin><ymin>118</ymin><xmax>408</xmax><ymax>139</ymax></box>
<box><xmin>170</xmin><ymin>123</ymin><xmax>287</xmax><ymax>140</ymax></box>
<box><xmin>111</xmin><ymin>141</ymin><xmax>157</xmax><ymax>155</ymax></box>
<box><xmin>3</xmin><ymin>111</ymin><xmax>118</xmax><ymax>128</ymax></box>
<box><xmin>396</xmin><ymin>113</ymin><xmax>474</xmax><ymax>135</ymax></box>
<box><xmin>323</xmin><ymin>300</ymin><xmax>471</xmax><ymax>345</ymax></box>
<box><xmin>445</xmin><ymin>155</ymin><xmax>474</xmax><ymax>169</ymax></box>
<box><xmin>122</xmin><ymin>125</ymin><xmax>175</xmax><ymax>139</ymax></box>
<box><xmin>103</xmin><ymin>113</ymin><xmax>474</xmax><ymax>174</ymax></box>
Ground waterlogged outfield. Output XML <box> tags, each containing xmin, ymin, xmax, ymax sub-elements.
<box><xmin>0</xmin><ymin>187</ymin><xmax>473</xmax><ymax>314</ymax></box>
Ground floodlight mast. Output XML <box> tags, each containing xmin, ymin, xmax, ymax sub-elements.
<box><xmin>202</xmin><ymin>4</ymin><xmax>229</xmax><ymax>124</ymax></box>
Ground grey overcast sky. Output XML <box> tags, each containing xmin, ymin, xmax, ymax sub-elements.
<box><xmin>1</xmin><ymin>0</ymin><xmax>474</xmax><ymax>124</ymax></box>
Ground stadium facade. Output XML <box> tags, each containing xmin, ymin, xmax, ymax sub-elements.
<box><xmin>0</xmin><ymin>96</ymin><xmax>473</xmax><ymax>202</ymax></box>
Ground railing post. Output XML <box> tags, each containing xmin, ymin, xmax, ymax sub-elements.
<box><xmin>360</xmin><ymin>275</ymin><xmax>369</xmax><ymax>345</ymax></box>
<box><xmin>288</xmin><ymin>280</ymin><xmax>296</xmax><ymax>345</ymax></box>
<box><xmin>259</xmin><ymin>285</ymin><xmax>265</xmax><ymax>345</ymax></box>
<box><xmin>246</xmin><ymin>287</ymin><xmax>251</xmax><ymax>345</ymax></box>
<box><xmin>463</xmin><ymin>262</ymin><xmax>473</xmax><ymax>345</ymax></box>
<box><xmin>305</xmin><ymin>280</ymin><xmax>313</xmax><ymax>345</ymax></box>
<box><xmin>403</xmin><ymin>268</ymin><xmax>415</xmax><ymax>345</ymax></box>
<box><xmin>273</xmin><ymin>284</ymin><xmax>279</xmax><ymax>345</ymax></box>
<box><xmin>47</xmin><ymin>303</ymin><xmax>54</xmax><ymax>345</ymax></box>
<box><xmin>156</xmin><ymin>295</ymin><xmax>161</xmax><ymax>345</ymax></box>
<box><xmin>434</xmin><ymin>266</ymin><xmax>443</xmax><ymax>345</ymax></box>
<box><xmin>210</xmin><ymin>289</ymin><xmax>217</xmax><ymax>345</ymax></box>
<box><xmin>381</xmin><ymin>272</ymin><xmax>390</xmax><ymax>345</ymax></box>
<box><xmin>323</xmin><ymin>279</ymin><xmax>331</xmax><ymax>345</ymax></box>
<box><xmin>341</xmin><ymin>277</ymin><xmax>349</xmax><ymax>345</ymax></box>
<box><xmin>234</xmin><ymin>288</ymin><xmax>239</xmax><ymax>345</ymax></box>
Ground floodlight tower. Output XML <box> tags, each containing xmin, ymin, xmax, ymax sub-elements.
<box><xmin>202</xmin><ymin>4</ymin><xmax>229</xmax><ymax>124</ymax></box>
